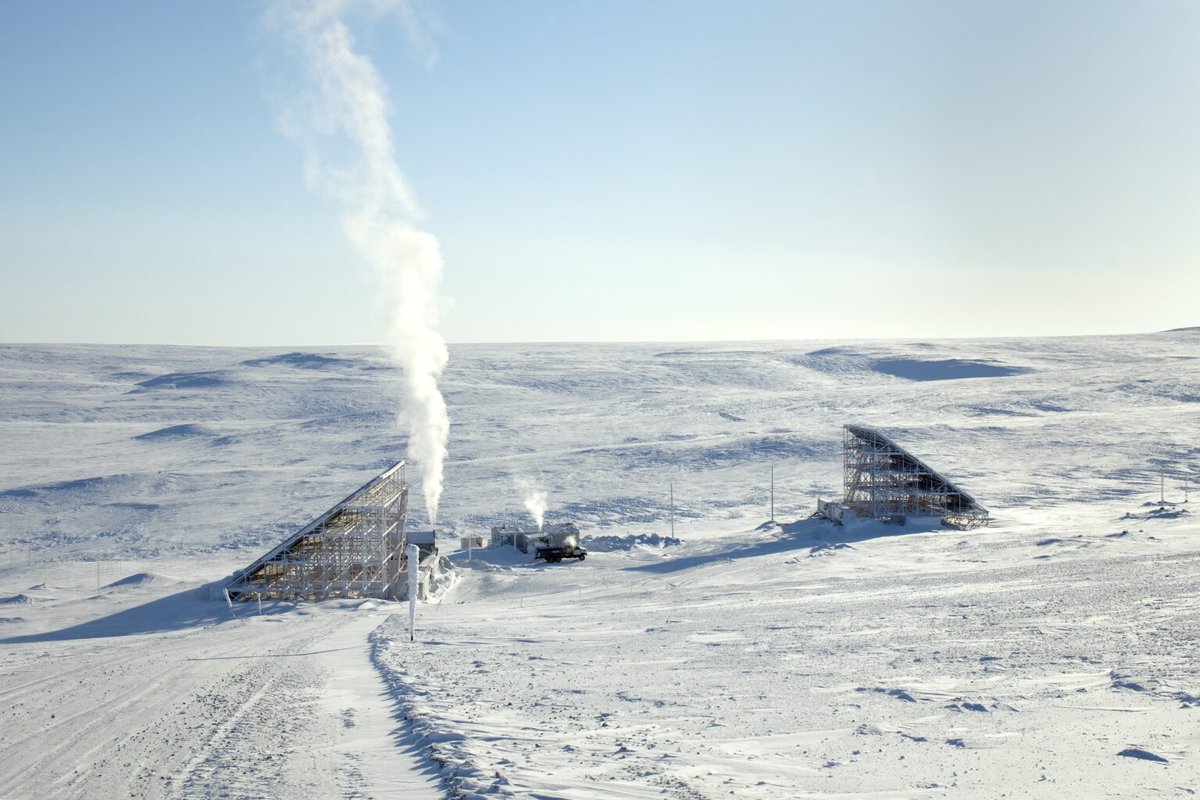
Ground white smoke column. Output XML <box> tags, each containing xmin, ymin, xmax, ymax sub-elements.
<box><xmin>516</xmin><ymin>478</ymin><xmax>548</xmax><ymax>530</ymax></box>
<box><xmin>265</xmin><ymin>0</ymin><xmax>449</xmax><ymax>522</ymax></box>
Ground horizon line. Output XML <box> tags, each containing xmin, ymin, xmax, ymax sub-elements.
<box><xmin>1</xmin><ymin>326</ymin><xmax>1195</xmax><ymax>350</ymax></box>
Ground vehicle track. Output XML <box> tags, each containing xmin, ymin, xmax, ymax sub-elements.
<box><xmin>0</xmin><ymin>608</ymin><xmax>349</xmax><ymax>800</ymax></box>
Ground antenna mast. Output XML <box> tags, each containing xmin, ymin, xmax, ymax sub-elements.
<box><xmin>770</xmin><ymin>465</ymin><xmax>775</xmax><ymax>522</ymax></box>
<box><xmin>669</xmin><ymin>481</ymin><xmax>675</xmax><ymax>537</ymax></box>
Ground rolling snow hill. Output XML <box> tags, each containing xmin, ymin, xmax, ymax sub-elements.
<box><xmin>0</xmin><ymin>332</ymin><xmax>1197</xmax><ymax>798</ymax></box>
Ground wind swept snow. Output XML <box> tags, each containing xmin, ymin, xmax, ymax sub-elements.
<box><xmin>0</xmin><ymin>332</ymin><xmax>1198</xmax><ymax>797</ymax></box>
<box><xmin>371</xmin><ymin>513</ymin><xmax>1199</xmax><ymax>797</ymax></box>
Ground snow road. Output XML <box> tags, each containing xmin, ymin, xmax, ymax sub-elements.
<box><xmin>0</xmin><ymin>574</ymin><xmax>440</xmax><ymax>800</ymax></box>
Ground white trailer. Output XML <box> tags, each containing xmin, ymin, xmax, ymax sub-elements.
<box><xmin>491</xmin><ymin>522</ymin><xmax>587</xmax><ymax>562</ymax></box>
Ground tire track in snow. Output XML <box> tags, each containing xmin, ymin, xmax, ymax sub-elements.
<box><xmin>163</xmin><ymin>617</ymin><xmax>340</xmax><ymax>799</ymax></box>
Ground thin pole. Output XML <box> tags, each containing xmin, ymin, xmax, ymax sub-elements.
<box><xmin>669</xmin><ymin>481</ymin><xmax>675</xmax><ymax>538</ymax></box>
<box><xmin>770</xmin><ymin>465</ymin><xmax>775</xmax><ymax>522</ymax></box>
<box><xmin>1160</xmin><ymin>467</ymin><xmax>1165</xmax><ymax>504</ymax></box>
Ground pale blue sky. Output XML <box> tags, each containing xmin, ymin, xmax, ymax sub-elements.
<box><xmin>1</xmin><ymin>1</ymin><xmax>1197</xmax><ymax>345</ymax></box>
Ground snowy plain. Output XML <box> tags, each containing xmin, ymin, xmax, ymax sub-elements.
<box><xmin>0</xmin><ymin>332</ymin><xmax>1197</xmax><ymax>798</ymax></box>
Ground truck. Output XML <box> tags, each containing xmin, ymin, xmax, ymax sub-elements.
<box><xmin>531</xmin><ymin>525</ymin><xmax>587</xmax><ymax>563</ymax></box>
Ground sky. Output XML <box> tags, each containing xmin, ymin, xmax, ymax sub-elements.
<box><xmin>0</xmin><ymin>0</ymin><xmax>1197</xmax><ymax>345</ymax></box>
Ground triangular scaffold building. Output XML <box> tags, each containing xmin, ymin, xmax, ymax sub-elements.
<box><xmin>226</xmin><ymin>460</ymin><xmax>411</xmax><ymax>600</ymax></box>
<box><xmin>841</xmin><ymin>424</ymin><xmax>988</xmax><ymax>527</ymax></box>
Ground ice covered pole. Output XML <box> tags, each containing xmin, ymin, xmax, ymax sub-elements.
<box><xmin>407</xmin><ymin>542</ymin><xmax>419</xmax><ymax>642</ymax></box>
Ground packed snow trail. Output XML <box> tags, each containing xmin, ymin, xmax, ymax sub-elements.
<box><xmin>0</xmin><ymin>583</ymin><xmax>442</xmax><ymax>800</ymax></box>
<box><xmin>312</xmin><ymin>610</ymin><xmax>443</xmax><ymax>799</ymax></box>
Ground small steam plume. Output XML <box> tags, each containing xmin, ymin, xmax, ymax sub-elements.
<box><xmin>516</xmin><ymin>478</ymin><xmax>548</xmax><ymax>530</ymax></box>
<box><xmin>264</xmin><ymin>0</ymin><xmax>449</xmax><ymax>523</ymax></box>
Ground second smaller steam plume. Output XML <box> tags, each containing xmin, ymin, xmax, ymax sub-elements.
<box><xmin>516</xmin><ymin>478</ymin><xmax>547</xmax><ymax>530</ymax></box>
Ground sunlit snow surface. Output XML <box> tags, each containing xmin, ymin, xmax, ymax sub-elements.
<box><xmin>0</xmin><ymin>333</ymin><xmax>1198</xmax><ymax>798</ymax></box>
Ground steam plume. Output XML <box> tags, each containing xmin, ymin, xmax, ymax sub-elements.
<box><xmin>516</xmin><ymin>478</ymin><xmax>548</xmax><ymax>530</ymax></box>
<box><xmin>265</xmin><ymin>0</ymin><xmax>449</xmax><ymax>522</ymax></box>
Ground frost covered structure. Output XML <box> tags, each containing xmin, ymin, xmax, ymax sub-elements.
<box><xmin>226</xmin><ymin>461</ymin><xmax>411</xmax><ymax>600</ymax></box>
<box><xmin>842</xmin><ymin>424</ymin><xmax>988</xmax><ymax>527</ymax></box>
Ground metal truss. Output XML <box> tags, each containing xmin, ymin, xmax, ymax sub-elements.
<box><xmin>843</xmin><ymin>425</ymin><xmax>988</xmax><ymax>527</ymax></box>
<box><xmin>226</xmin><ymin>461</ymin><xmax>410</xmax><ymax>600</ymax></box>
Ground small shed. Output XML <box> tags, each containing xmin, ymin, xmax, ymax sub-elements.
<box><xmin>406</xmin><ymin>529</ymin><xmax>438</xmax><ymax>559</ymax></box>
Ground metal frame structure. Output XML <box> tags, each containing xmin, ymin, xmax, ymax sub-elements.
<box><xmin>843</xmin><ymin>425</ymin><xmax>988</xmax><ymax>527</ymax></box>
<box><xmin>226</xmin><ymin>461</ymin><xmax>410</xmax><ymax>601</ymax></box>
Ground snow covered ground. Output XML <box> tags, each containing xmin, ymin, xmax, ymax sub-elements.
<box><xmin>0</xmin><ymin>332</ymin><xmax>1197</xmax><ymax>797</ymax></box>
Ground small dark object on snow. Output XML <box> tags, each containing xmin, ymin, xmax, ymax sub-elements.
<box><xmin>1117</xmin><ymin>747</ymin><xmax>1168</xmax><ymax>764</ymax></box>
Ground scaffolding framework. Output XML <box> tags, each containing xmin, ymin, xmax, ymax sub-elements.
<box><xmin>226</xmin><ymin>461</ymin><xmax>410</xmax><ymax>601</ymax></box>
<box><xmin>843</xmin><ymin>425</ymin><xmax>988</xmax><ymax>527</ymax></box>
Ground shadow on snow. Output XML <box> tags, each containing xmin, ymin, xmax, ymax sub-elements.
<box><xmin>625</xmin><ymin>517</ymin><xmax>948</xmax><ymax>575</ymax></box>
<box><xmin>0</xmin><ymin>585</ymin><xmax>247</xmax><ymax>643</ymax></box>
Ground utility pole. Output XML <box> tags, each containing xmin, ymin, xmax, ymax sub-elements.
<box><xmin>669</xmin><ymin>481</ymin><xmax>675</xmax><ymax>538</ymax></box>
